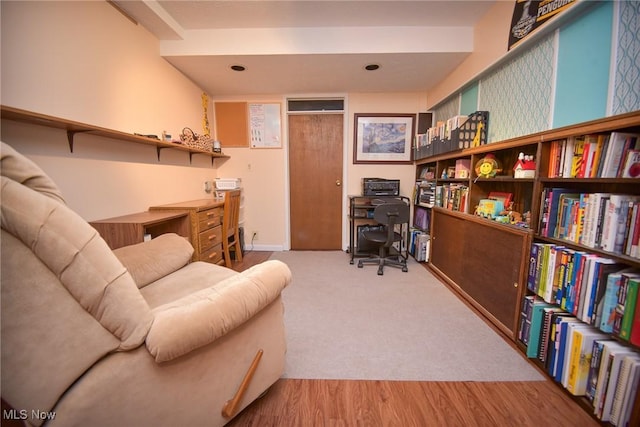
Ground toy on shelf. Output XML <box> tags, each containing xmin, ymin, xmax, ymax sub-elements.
<box><xmin>474</xmin><ymin>198</ymin><xmax>505</xmax><ymax>219</ymax></box>
<box><xmin>474</xmin><ymin>153</ymin><xmax>502</xmax><ymax>178</ymax></box>
<box><xmin>513</xmin><ymin>152</ymin><xmax>536</xmax><ymax>178</ymax></box>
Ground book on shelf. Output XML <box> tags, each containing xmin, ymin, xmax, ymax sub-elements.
<box><xmin>554</xmin><ymin>316</ymin><xmax>581</xmax><ymax>382</ymax></box>
<box><xmin>586</xmin><ymin>338</ymin><xmax>612</xmax><ymax>403</ymax></box>
<box><xmin>620</xmin><ymin>149</ymin><xmax>640</xmax><ymax>178</ymax></box>
<box><xmin>616</xmin><ymin>355</ymin><xmax>640</xmax><ymax>427</ymax></box>
<box><xmin>599</xmin><ymin>269</ymin><xmax>636</xmax><ymax>333</ymax></box>
<box><xmin>566</xmin><ymin>326</ymin><xmax>608</xmax><ymax>396</ymax></box>
<box><xmin>538</xmin><ymin>306</ymin><xmax>563</xmax><ymax>364</ymax></box>
<box><xmin>561</xmin><ymin>322</ymin><xmax>594</xmax><ymax>388</ymax></box>
<box><xmin>547</xmin><ymin>314</ymin><xmax>578</xmax><ymax>378</ymax></box>
<box><xmin>609</xmin><ymin>354</ymin><xmax>640</xmax><ymax>426</ymax></box>
<box><xmin>526</xmin><ymin>299</ymin><xmax>552</xmax><ymax>358</ymax></box>
<box><xmin>598</xmin><ymin>344</ymin><xmax>639</xmax><ymax>422</ymax></box>
<box><xmin>601</xmin><ymin>132</ymin><xmax>640</xmax><ymax>178</ymax></box>
<box><xmin>518</xmin><ymin>295</ymin><xmax>535</xmax><ymax>345</ymax></box>
<box><xmin>592</xmin><ymin>340</ymin><xmax>637</xmax><ymax>421</ymax></box>
<box><xmin>618</xmin><ymin>275</ymin><xmax>640</xmax><ymax>341</ymax></box>
<box><xmin>591</xmin><ymin>261</ymin><xmax>625</xmax><ymax>327</ymax></box>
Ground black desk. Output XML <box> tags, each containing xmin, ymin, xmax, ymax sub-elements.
<box><xmin>348</xmin><ymin>195</ymin><xmax>410</xmax><ymax>264</ymax></box>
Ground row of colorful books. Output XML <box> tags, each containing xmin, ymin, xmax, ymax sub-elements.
<box><xmin>538</xmin><ymin>190</ymin><xmax>640</xmax><ymax>258</ymax></box>
<box><xmin>527</xmin><ymin>244</ymin><xmax>640</xmax><ymax>344</ymax></box>
<box><xmin>547</xmin><ymin>131</ymin><xmax>640</xmax><ymax>178</ymax></box>
<box><xmin>519</xmin><ymin>297</ymin><xmax>640</xmax><ymax>425</ymax></box>
<box><xmin>434</xmin><ymin>184</ymin><xmax>468</xmax><ymax>213</ymax></box>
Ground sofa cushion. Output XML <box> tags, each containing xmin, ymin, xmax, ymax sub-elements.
<box><xmin>113</xmin><ymin>233</ymin><xmax>195</xmax><ymax>289</ymax></box>
<box><xmin>145</xmin><ymin>260</ymin><xmax>292</xmax><ymax>362</ymax></box>
<box><xmin>140</xmin><ymin>261</ymin><xmax>238</xmax><ymax>309</ymax></box>
<box><xmin>1</xmin><ymin>143</ymin><xmax>153</xmax><ymax>350</ymax></box>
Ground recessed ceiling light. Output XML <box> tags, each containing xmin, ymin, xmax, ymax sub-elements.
<box><xmin>364</xmin><ymin>64</ymin><xmax>380</xmax><ymax>71</ymax></box>
<box><xmin>230</xmin><ymin>65</ymin><xmax>246</xmax><ymax>72</ymax></box>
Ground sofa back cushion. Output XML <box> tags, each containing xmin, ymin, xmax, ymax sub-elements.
<box><xmin>1</xmin><ymin>142</ymin><xmax>154</xmax><ymax>416</ymax></box>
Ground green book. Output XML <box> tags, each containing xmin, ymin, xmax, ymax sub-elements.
<box><xmin>620</xmin><ymin>278</ymin><xmax>639</xmax><ymax>340</ymax></box>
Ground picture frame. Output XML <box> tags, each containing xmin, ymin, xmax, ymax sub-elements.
<box><xmin>353</xmin><ymin>113</ymin><xmax>415</xmax><ymax>164</ymax></box>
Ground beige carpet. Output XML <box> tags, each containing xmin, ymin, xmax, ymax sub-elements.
<box><xmin>270</xmin><ymin>250</ymin><xmax>543</xmax><ymax>381</ymax></box>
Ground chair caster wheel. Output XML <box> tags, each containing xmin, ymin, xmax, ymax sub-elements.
<box><xmin>350</xmin><ymin>260</ymin><xmax>354</xmax><ymax>265</ymax></box>
<box><xmin>402</xmin><ymin>266</ymin><xmax>408</xmax><ymax>272</ymax></box>
<box><xmin>357</xmin><ymin>261</ymin><xmax>363</xmax><ymax>268</ymax></box>
<box><xmin>377</xmin><ymin>268</ymin><xmax>383</xmax><ymax>275</ymax></box>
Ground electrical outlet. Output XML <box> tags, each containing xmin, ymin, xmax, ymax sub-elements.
<box><xmin>251</xmin><ymin>231</ymin><xmax>259</xmax><ymax>241</ymax></box>
<box><xmin>203</xmin><ymin>180</ymin><xmax>213</xmax><ymax>193</ymax></box>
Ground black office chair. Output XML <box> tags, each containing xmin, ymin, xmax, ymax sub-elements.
<box><xmin>357</xmin><ymin>202</ymin><xmax>409</xmax><ymax>275</ymax></box>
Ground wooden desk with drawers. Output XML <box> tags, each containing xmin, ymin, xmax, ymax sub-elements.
<box><xmin>150</xmin><ymin>199</ymin><xmax>225</xmax><ymax>265</ymax></box>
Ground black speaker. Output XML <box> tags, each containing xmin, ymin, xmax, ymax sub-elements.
<box><xmin>417</xmin><ymin>112</ymin><xmax>434</xmax><ymax>134</ymax></box>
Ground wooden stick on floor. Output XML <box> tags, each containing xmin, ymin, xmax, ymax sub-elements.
<box><xmin>222</xmin><ymin>349</ymin><xmax>264</xmax><ymax>419</ymax></box>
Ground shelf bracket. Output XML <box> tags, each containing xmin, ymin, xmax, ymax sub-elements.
<box><xmin>189</xmin><ymin>152</ymin><xmax>194</xmax><ymax>164</ymax></box>
<box><xmin>66</xmin><ymin>130</ymin><xmax>91</xmax><ymax>153</ymax></box>
<box><xmin>156</xmin><ymin>146</ymin><xmax>163</xmax><ymax>162</ymax></box>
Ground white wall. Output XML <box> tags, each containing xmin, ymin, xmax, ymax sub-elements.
<box><xmin>1</xmin><ymin>1</ymin><xmax>217</xmax><ymax>221</ymax></box>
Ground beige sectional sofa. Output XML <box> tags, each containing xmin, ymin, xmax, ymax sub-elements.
<box><xmin>1</xmin><ymin>142</ymin><xmax>292</xmax><ymax>426</ymax></box>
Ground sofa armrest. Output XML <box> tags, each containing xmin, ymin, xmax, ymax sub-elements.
<box><xmin>112</xmin><ymin>233</ymin><xmax>194</xmax><ymax>288</ymax></box>
<box><xmin>145</xmin><ymin>260</ymin><xmax>292</xmax><ymax>362</ymax></box>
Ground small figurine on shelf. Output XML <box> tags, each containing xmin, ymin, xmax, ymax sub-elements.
<box><xmin>513</xmin><ymin>152</ymin><xmax>536</xmax><ymax>178</ymax></box>
<box><xmin>441</xmin><ymin>169</ymin><xmax>448</xmax><ymax>179</ymax></box>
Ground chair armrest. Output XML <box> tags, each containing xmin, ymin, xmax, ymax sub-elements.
<box><xmin>112</xmin><ymin>233</ymin><xmax>194</xmax><ymax>288</ymax></box>
<box><xmin>145</xmin><ymin>260</ymin><xmax>292</xmax><ymax>362</ymax></box>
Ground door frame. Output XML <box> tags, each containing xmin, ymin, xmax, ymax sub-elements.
<box><xmin>283</xmin><ymin>94</ymin><xmax>349</xmax><ymax>250</ymax></box>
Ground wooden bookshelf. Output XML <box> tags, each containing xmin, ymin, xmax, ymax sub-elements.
<box><xmin>416</xmin><ymin>110</ymin><xmax>640</xmax><ymax>426</ymax></box>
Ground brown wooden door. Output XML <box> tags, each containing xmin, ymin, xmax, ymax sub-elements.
<box><xmin>289</xmin><ymin>114</ymin><xmax>343</xmax><ymax>249</ymax></box>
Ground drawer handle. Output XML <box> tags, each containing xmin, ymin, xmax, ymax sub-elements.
<box><xmin>207</xmin><ymin>211</ymin><xmax>216</xmax><ymax>217</ymax></box>
<box><xmin>208</xmin><ymin>234</ymin><xmax>217</xmax><ymax>241</ymax></box>
<box><xmin>207</xmin><ymin>221</ymin><xmax>216</xmax><ymax>226</ymax></box>
<box><xmin>208</xmin><ymin>252</ymin><xmax>218</xmax><ymax>260</ymax></box>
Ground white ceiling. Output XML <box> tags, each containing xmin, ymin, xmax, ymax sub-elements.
<box><xmin>112</xmin><ymin>0</ymin><xmax>500</xmax><ymax>96</ymax></box>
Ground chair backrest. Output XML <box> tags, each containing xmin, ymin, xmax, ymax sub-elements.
<box><xmin>373</xmin><ymin>202</ymin><xmax>410</xmax><ymax>247</ymax></box>
<box><xmin>373</xmin><ymin>202</ymin><xmax>410</xmax><ymax>226</ymax></box>
<box><xmin>222</xmin><ymin>189</ymin><xmax>242</xmax><ymax>238</ymax></box>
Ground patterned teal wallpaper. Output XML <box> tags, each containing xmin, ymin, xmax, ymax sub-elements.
<box><xmin>612</xmin><ymin>0</ymin><xmax>640</xmax><ymax>115</ymax></box>
<box><xmin>479</xmin><ymin>33</ymin><xmax>554</xmax><ymax>143</ymax></box>
<box><xmin>434</xmin><ymin>96</ymin><xmax>459</xmax><ymax>125</ymax></box>
<box><xmin>431</xmin><ymin>1</ymin><xmax>640</xmax><ymax>144</ymax></box>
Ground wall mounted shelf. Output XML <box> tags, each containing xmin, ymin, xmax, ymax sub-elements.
<box><xmin>0</xmin><ymin>105</ymin><xmax>229</xmax><ymax>165</ymax></box>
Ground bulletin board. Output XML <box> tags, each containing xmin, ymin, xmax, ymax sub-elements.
<box><xmin>248</xmin><ymin>103</ymin><xmax>282</xmax><ymax>148</ymax></box>
<box><xmin>214</xmin><ymin>102</ymin><xmax>249</xmax><ymax>147</ymax></box>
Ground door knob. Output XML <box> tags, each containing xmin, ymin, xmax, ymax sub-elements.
<box><xmin>336</xmin><ymin>179</ymin><xmax>341</xmax><ymax>186</ymax></box>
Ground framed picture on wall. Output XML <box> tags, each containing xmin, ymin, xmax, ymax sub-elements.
<box><xmin>353</xmin><ymin>113</ymin><xmax>415</xmax><ymax>164</ymax></box>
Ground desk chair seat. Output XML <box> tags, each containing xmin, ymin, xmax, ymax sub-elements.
<box><xmin>357</xmin><ymin>202</ymin><xmax>409</xmax><ymax>275</ymax></box>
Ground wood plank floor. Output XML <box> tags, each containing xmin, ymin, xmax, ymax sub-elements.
<box><xmin>230</xmin><ymin>251</ymin><xmax>600</xmax><ymax>426</ymax></box>
<box><xmin>227</xmin><ymin>379</ymin><xmax>598</xmax><ymax>426</ymax></box>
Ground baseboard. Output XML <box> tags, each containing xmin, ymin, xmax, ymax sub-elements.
<box><xmin>248</xmin><ymin>244</ymin><xmax>285</xmax><ymax>252</ymax></box>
